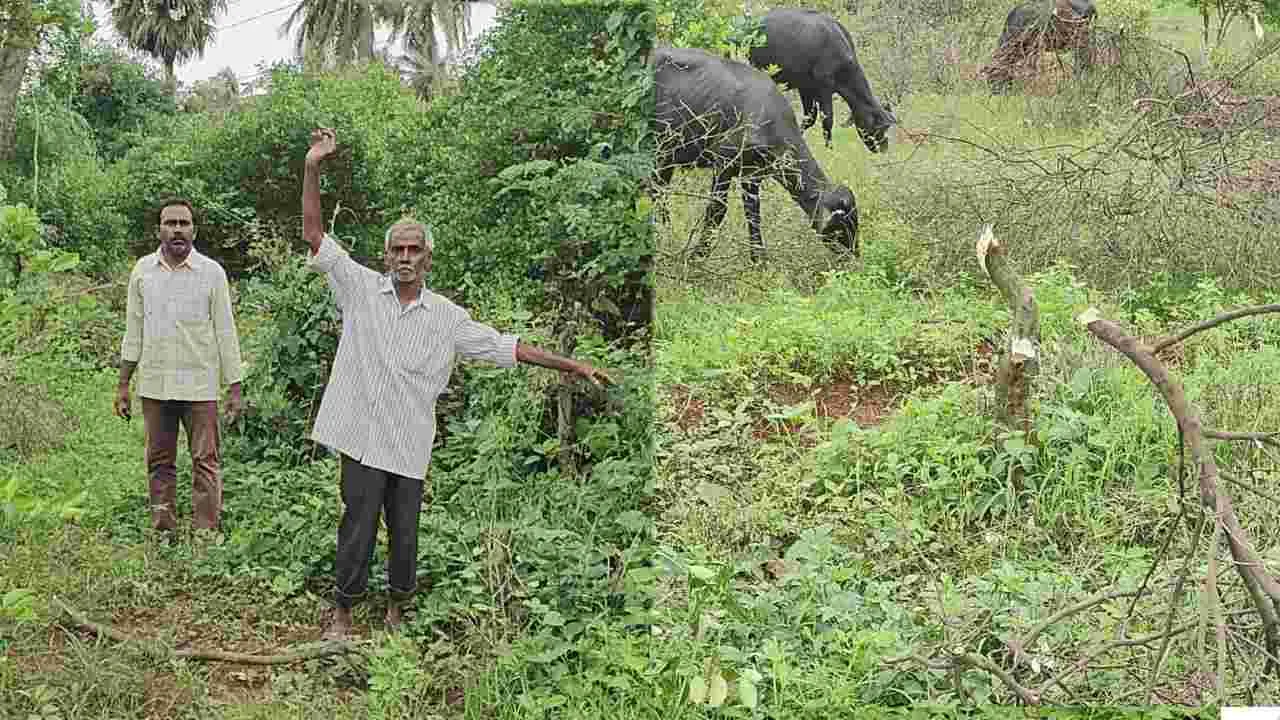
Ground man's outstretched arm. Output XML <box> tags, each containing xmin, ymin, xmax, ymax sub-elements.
<box><xmin>515</xmin><ymin>340</ymin><xmax>614</xmax><ymax>387</ymax></box>
<box><xmin>303</xmin><ymin>128</ymin><xmax>336</xmax><ymax>256</ymax></box>
<box><xmin>455</xmin><ymin>317</ymin><xmax>615</xmax><ymax>387</ymax></box>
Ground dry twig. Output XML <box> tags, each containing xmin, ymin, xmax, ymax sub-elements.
<box><xmin>1078</xmin><ymin>307</ymin><xmax>1280</xmax><ymax>688</ymax></box>
<box><xmin>54</xmin><ymin>596</ymin><xmax>364</xmax><ymax>666</ymax></box>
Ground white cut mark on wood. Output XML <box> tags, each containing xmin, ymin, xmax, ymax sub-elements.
<box><xmin>976</xmin><ymin>223</ymin><xmax>997</xmax><ymax>278</ymax></box>
<box><xmin>1075</xmin><ymin>307</ymin><xmax>1101</xmax><ymax>325</ymax></box>
<box><xmin>1010</xmin><ymin>336</ymin><xmax>1037</xmax><ymax>359</ymax></box>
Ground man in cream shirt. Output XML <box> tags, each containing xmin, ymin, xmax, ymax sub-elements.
<box><xmin>115</xmin><ymin>198</ymin><xmax>244</xmax><ymax>538</ymax></box>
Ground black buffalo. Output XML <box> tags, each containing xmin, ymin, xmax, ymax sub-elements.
<box><xmin>651</xmin><ymin>46</ymin><xmax>859</xmax><ymax>263</ymax></box>
<box><xmin>984</xmin><ymin>0</ymin><xmax>1098</xmax><ymax>93</ymax></box>
<box><xmin>746</xmin><ymin>7</ymin><xmax>896</xmax><ymax>151</ymax></box>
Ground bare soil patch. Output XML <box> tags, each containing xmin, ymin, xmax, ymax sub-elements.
<box><xmin>665</xmin><ymin>384</ymin><xmax>706</xmax><ymax>431</ymax></box>
<box><xmin>751</xmin><ymin>378</ymin><xmax>904</xmax><ymax>442</ymax></box>
<box><xmin>142</xmin><ymin>670</ymin><xmax>193</xmax><ymax>719</ymax></box>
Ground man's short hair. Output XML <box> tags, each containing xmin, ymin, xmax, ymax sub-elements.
<box><xmin>154</xmin><ymin>196</ymin><xmax>197</xmax><ymax>225</ymax></box>
<box><xmin>384</xmin><ymin>218</ymin><xmax>433</xmax><ymax>254</ymax></box>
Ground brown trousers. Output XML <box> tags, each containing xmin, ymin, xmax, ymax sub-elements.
<box><xmin>141</xmin><ymin>398</ymin><xmax>222</xmax><ymax>531</ymax></box>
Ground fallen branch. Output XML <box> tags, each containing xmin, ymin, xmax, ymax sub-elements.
<box><xmin>1013</xmin><ymin>589</ymin><xmax>1140</xmax><ymax>657</ymax></box>
<box><xmin>1204</xmin><ymin>429</ymin><xmax>1280</xmax><ymax>450</ymax></box>
<box><xmin>54</xmin><ymin>595</ymin><xmax>363</xmax><ymax>666</ymax></box>
<box><xmin>1077</xmin><ymin>308</ymin><xmax>1280</xmax><ymax>684</ymax></box>
<box><xmin>886</xmin><ymin>649</ymin><xmax>1041</xmax><ymax>705</ymax></box>
<box><xmin>1038</xmin><ymin>621</ymin><xmax>1197</xmax><ymax>697</ymax></box>
<box><xmin>1152</xmin><ymin>304</ymin><xmax>1280</xmax><ymax>354</ymax></box>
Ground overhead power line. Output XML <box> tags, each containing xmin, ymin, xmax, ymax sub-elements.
<box><xmin>215</xmin><ymin>2</ymin><xmax>295</xmax><ymax>31</ymax></box>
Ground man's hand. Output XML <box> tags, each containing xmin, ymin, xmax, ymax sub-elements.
<box><xmin>224</xmin><ymin>383</ymin><xmax>243</xmax><ymax>424</ymax></box>
<box><xmin>306</xmin><ymin>128</ymin><xmax>337</xmax><ymax>165</ymax></box>
<box><xmin>569</xmin><ymin>360</ymin><xmax>616</xmax><ymax>388</ymax></box>
<box><xmin>114</xmin><ymin>383</ymin><xmax>131</xmax><ymax>421</ymax></box>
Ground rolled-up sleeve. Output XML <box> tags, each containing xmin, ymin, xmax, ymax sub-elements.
<box><xmin>306</xmin><ymin>234</ymin><xmax>375</xmax><ymax>309</ymax></box>
<box><xmin>454</xmin><ymin>314</ymin><xmax>519</xmax><ymax>368</ymax></box>
<box><xmin>211</xmin><ymin>267</ymin><xmax>243</xmax><ymax>385</ymax></box>
<box><xmin>120</xmin><ymin>263</ymin><xmax>144</xmax><ymax>364</ymax></box>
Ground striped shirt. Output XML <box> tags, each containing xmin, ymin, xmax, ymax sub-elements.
<box><xmin>306</xmin><ymin>234</ymin><xmax>520</xmax><ymax>479</ymax></box>
<box><xmin>121</xmin><ymin>247</ymin><xmax>243</xmax><ymax>402</ymax></box>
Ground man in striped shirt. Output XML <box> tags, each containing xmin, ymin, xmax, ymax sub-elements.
<box><xmin>303</xmin><ymin>129</ymin><xmax>613</xmax><ymax>639</ymax></box>
<box><xmin>115</xmin><ymin>198</ymin><xmax>244</xmax><ymax>538</ymax></box>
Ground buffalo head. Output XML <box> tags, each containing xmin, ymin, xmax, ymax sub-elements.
<box><xmin>1060</xmin><ymin>0</ymin><xmax>1097</xmax><ymax>20</ymax></box>
<box><xmin>851</xmin><ymin>102</ymin><xmax>897</xmax><ymax>154</ymax></box>
<box><xmin>812</xmin><ymin>185</ymin><xmax>859</xmax><ymax>256</ymax></box>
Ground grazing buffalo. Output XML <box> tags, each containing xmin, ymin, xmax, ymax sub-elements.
<box><xmin>982</xmin><ymin>0</ymin><xmax>1098</xmax><ymax>93</ymax></box>
<box><xmin>651</xmin><ymin>46</ymin><xmax>859</xmax><ymax>263</ymax></box>
<box><xmin>746</xmin><ymin>7</ymin><xmax>896</xmax><ymax>151</ymax></box>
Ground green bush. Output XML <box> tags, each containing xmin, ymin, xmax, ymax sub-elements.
<box><xmin>33</xmin><ymin>157</ymin><xmax>130</xmax><ymax>274</ymax></box>
<box><xmin>12</xmin><ymin>93</ymin><xmax>98</xmax><ymax>180</ymax></box>
<box><xmin>1095</xmin><ymin>0</ymin><xmax>1154</xmax><ymax>35</ymax></box>
<box><xmin>107</xmin><ymin>63</ymin><xmax>419</xmax><ymax>276</ymax></box>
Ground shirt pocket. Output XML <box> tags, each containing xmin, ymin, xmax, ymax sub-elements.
<box><xmin>396</xmin><ymin>318</ymin><xmax>453</xmax><ymax>377</ymax></box>
<box><xmin>174</xmin><ymin>291</ymin><xmax>210</xmax><ymax>324</ymax></box>
<box><xmin>401</xmin><ymin>346</ymin><xmax>450</xmax><ymax>377</ymax></box>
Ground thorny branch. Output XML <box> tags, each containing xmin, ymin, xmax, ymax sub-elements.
<box><xmin>1153</xmin><ymin>304</ymin><xmax>1280</xmax><ymax>354</ymax></box>
<box><xmin>54</xmin><ymin>596</ymin><xmax>365</xmax><ymax>666</ymax></box>
<box><xmin>1079</xmin><ymin>306</ymin><xmax>1280</xmax><ymax>690</ymax></box>
<box><xmin>887</xmin><ymin>298</ymin><xmax>1280</xmax><ymax>704</ymax></box>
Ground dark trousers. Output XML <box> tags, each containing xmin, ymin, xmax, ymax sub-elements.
<box><xmin>141</xmin><ymin>398</ymin><xmax>222</xmax><ymax>531</ymax></box>
<box><xmin>334</xmin><ymin>454</ymin><xmax>424</xmax><ymax>609</ymax></box>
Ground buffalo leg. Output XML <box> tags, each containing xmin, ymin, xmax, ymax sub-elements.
<box><xmin>798</xmin><ymin>89</ymin><xmax>818</xmax><ymax>131</ymax></box>
<box><xmin>691</xmin><ymin>168</ymin><xmax>734</xmax><ymax>259</ymax></box>
<box><xmin>740</xmin><ymin>176</ymin><xmax>765</xmax><ymax>263</ymax></box>
<box><xmin>819</xmin><ymin>93</ymin><xmax>835</xmax><ymax>148</ymax></box>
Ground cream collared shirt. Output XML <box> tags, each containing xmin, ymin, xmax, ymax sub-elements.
<box><xmin>121</xmin><ymin>246</ymin><xmax>243</xmax><ymax>402</ymax></box>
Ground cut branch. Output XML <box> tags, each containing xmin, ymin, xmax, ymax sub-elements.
<box><xmin>976</xmin><ymin>224</ymin><xmax>1041</xmax><ymax>433</ymax></box>
<box><xmin>54</xmin><ymin>596</ymin><xmax>362</xmax><ymax>666</ymax></box>
<box><xmin>1204</xmin><ymin>429</ymin><xmax>1280</xmax><ymax>450</ymax></box>
<box><xmin>885</xmin><ymin>650</ymin><xmax>1041</xmax><ymax>705</ymax></box>
<box><xmin>1152</xmin><ymin>304</ymin><xmax>1280</xmax><ymax>354</ymax></box>
<box><xmin>1077</xmin><ymin>308</ymin><xmax>1280</xmax><ymax>683</ymax></box>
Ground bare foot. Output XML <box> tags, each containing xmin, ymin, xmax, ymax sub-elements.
<box><xmin>384</xmin><ymin>604</ymin><xmax>403</xmax><ymax>632</ymax></box>
<box><xmin>324</xmin><ymin>607</ymin><xmax>353</xmax><ymax>641</ymax></box>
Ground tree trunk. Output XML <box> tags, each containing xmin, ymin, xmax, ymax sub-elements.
<box><xmin>0</xmin><ymin>43</ymin><xmax>35</xmax><ymax>163</ymax></box>
<box><xmin>359</xmin><ymin>10</ymin><xmax>375</xmax><ymax>61</ymax></box>
<box><xmin>1201</xmin><ymin>1</ymin><xmax>1211</xmax><ymax>65</ymax></box>
<box><xmin>977</xmin><ymin>224</ymin><xmax>1040</xmax><ymax>501</ymax></box>
<box><xmin>556</xmin><ymin>321</ymin><xmax>578</xmax><ymax>481</ymax></box>
<box><xmin>163</xmin><ymin>59</ymin><xmax>177</xmax><ymax>101</ymax></box>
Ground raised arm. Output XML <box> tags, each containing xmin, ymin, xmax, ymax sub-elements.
<box><xmin>303</xmin><ymin>128</ymin><xmax>337</xmax><ymax>255</ymax></box>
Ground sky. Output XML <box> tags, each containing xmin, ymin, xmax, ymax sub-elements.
<box><xmin>84</xmin><ymin>1</ymin><xmax>501</xmax><ymax>88</ymax></box>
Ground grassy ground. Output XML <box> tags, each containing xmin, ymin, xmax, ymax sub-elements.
<box><xmin>651</xmin><ymin>0</ymin><xmax>1280</xmax><ymax>711</ymax></box>
<box><xmin>3</xmin><ymin>3</ymin><xmax>1280</xmax><ymax>718</ymax></box>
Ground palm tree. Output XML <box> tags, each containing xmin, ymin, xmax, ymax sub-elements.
<box><xmin>279</xmin><ymin>0</ymin><xmax>473</xmax><ymax>82</ymax></box>
<box><xmin>380</xmin><ymin>0</ymin><xmax>469</xmax><ymax>70</ymax></box>
<box><xmin>109</xmin><ymin>0</ymin><xmax>229</xmax><ymax>98</ymax></box>
<box><xmin>278</xmin><ymin>0</ymin><xmax>379</xmax><ymax>71</ymax></box>
<box><xmin>391</xmin><ymin>45</ymin><xmax>443</xmax><ymax>100</ymax></box>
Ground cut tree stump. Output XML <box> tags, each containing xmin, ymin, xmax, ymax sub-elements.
<box><xmin>977</xmin><ymin>223</ymin><xmax>1041</xmax><ymax>432</ymax></box>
